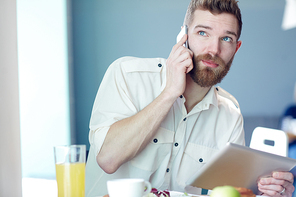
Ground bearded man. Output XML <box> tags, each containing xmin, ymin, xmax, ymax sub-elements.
<box><xmin>85</xmin><ymin>0</ymin><xmax>294</xmax><ymax>196</ymax></box>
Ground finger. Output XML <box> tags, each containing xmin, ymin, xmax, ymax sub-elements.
<box><xmin>169</xmin><ymin>43</ymin><xmax>192</xmax><ymax>63</ymax></box>
<box><xmin>181</xmin><ymin>49</ymin><xmax>193</xmax><ymax>73</ymax></box>
<box><xmin>168</xmin><ymin>39</ymin><xmax>189</xmax><ymax>63</ymax></box>
<box><xmin>259</xmin><ymin>181</ymin><xmax>294</xmax><ymax>197</ymax></box>
<box><xmin>258</xmin><ymin>183</ymin><xmax>283</xmax><ymax>197</ymax></box>
<box><xmin>260</xmin><ymin>189</ymin><xmax>292</xmax><ymax>197</ymax></box>
<box><xmin>259</xmin><ymin>190</ymin><xmax>279</xmax><ymax>197</ymax></box>
<box><xmin>175</xmin><ymin>43</ymin><xmax>191</xmax><ymax>58</ymax></box>
<box><xmin>175</xmin><ymin>34</ymin><xmax>188</xmax><ymax>50</ymax></box>
<box><xmin>175</xmin><ymin>57</ymin><xmax>193</xmax><ymax>74</ymax></box>
<box><xmin>167</xmin><ymin>49</ymin><xmax>190</xmax><ymax>70</ymax></box>
<box><xmin>185</xmin><ymin>58</ymin><xmax>193</xmax><ymax>73</ymax></box>
<box><xmin>260</xmin><ymin>177</ymin><xmax>286</xmax><ymax>186</ymax></box>
<box><xmin>273</xmin><ymin>171</ymin><xmax>294</xmax><ymax>183</ymax></box>
<box><xmin>258</xmin><ymin>182</ymin><xmax>283</xmax><ymax>191</ymax></box>
<box><xmin>175</xmin><ymin>48</ymin><xmax>193</xmax><ymax>65</ymax></box>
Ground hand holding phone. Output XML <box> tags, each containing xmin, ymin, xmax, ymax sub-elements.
<box><xmin>176</xmin><ymin>25</ymin><xmax>188</xmax><ymax>48</ymax></box>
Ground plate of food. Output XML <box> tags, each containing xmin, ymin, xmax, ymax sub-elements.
<box><xmin>146</xmin><ymin>186</ymin><xmax>259</xmax><ymax>197</ymax></box>
<box><xmin>102</xmin><ymin>186</ymin><xmax>262</xmax><ymax>197</ymax></box>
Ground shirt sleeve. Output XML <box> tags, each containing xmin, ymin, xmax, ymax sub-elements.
<box><xmin>88</xmin><ymin>57</ymin><xmax>139</xmax><ymax>156</ymax></box>
<box><xmin>229</xmin><ymin>113</ymin><xmax>245</xmax><ymax>146</ymax></box>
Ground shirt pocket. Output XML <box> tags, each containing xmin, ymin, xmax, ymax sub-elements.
<box><xmin>177</xmin><ymin>143</ymin><xmax>218</xmax><ymax>186</ymax></box>
<box><xmin>130</xmin><ymin>127</ymin><xmax>174</xmax><ymax>172</ymax></box>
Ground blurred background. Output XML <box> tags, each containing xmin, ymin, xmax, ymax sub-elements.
<box><xmin>2</xmin><ymin>0</ymin><xmax>296</xmax><ymax>195</ymax></box>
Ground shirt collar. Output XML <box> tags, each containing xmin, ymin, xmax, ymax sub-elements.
<box><xmin>187</xmin><ymin>86</ymin><xmax>219</xmax><ymax>115</ymax></box>
<box><xmin>202</xmin><ymin>86</ymin><xmax>219</xmax><ymax>109</ymax></box>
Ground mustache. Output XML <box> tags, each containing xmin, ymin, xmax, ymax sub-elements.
<box><xmin>195</xmin><ymin>54</ymin><xmax>226</xmax><ymax>67</ymax></box>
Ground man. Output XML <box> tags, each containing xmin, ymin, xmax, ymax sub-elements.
<box><xmin>85</xmin><ymin>0</ymin><xmax>294</xmax><ymax>196</ymax></box>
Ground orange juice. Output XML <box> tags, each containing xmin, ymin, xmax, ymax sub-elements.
<box><xmin>55</xmin><ymin>162</ymin><xmax>85</xmax><ymax>197</ymax></box>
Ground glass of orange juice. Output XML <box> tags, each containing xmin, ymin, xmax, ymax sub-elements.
<box><xmin>54</xmin><ymin>145</ymin><xmax>86</xmax><ymax>197</ymax></box>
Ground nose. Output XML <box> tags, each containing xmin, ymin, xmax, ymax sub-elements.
<box><xmin>207</xmin><ymin>38</ymin><xmax>221</xmax><ymax>56</ymax></box>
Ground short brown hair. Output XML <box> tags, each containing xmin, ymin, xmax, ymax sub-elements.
<box><xmin>184</xmin><ymin>0</ymin><xmax>242</xmax><ymax>40</ymax></box>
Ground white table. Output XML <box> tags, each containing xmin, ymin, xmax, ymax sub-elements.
<box><xmin>22</xmin><ymin>178</ymin><xmax>57</xmax><ymax>197</ymax></box>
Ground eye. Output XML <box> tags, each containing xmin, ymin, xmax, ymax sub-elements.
<box><xmin>222</xmin><ymin>36</ymin><xmax>233</xmax><ymax>42</ymax></box>
<box><xmin>198</xmin><ymin>31</ymin><xmax>207</xmax><ymax>36</ymax></box>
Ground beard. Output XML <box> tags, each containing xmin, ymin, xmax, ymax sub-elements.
<box><xmin>189</xmin><ymin>53</ymin><xmax>234</xmax><ymax>87</ymax></box>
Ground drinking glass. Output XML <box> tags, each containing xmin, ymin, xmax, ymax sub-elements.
<box><xmin>54</xmin><ymin>145</ymin><xmax>86</xmax><ymax>197</ymax></box>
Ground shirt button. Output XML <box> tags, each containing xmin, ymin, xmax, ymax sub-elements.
<box><xmin>199</xmin><ymin>158</ymin><xmax>203</xmax><ymax>163</ymax></box>
<box><xmin>153</xmin><ymin>138</ymin><xmax>158</xmax><ymax>143</ymax></box>
<box><xmin>183</xmin><ymin>117</ymin><xmax>187</xmax><ymax>121</ymax></box>
<box><xmin>166</xmin><ymin>168</ymin><xmax>170</xmax><ymax>172</ymax></box>
<box><xmin>174</xmin><ymin>143</ymin><xmax>179</xmax><ymax>147</ymax></box>
<box><xmin>158</xmin><ymin>63</ymin><xmax>162</xmax><ymax>67</ymax></box>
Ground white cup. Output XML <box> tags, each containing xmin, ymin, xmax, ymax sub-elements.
<box><xmin>107</xmin><ymin>178</ymin><xmax>152</xmax><ymax>197</ymax></box>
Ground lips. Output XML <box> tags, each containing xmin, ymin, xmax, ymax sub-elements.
<box><xmin>202</xmin><ymin>60</ymin><xmax>219</xmax><ymax>68</ymax></box>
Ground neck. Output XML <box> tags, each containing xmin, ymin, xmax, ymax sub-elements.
<box><xmin>183</xmin><ymin>75</ymin><xmax>211</xmax><ymax>113</ymax></box>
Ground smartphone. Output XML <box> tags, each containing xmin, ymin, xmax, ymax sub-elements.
<box><xmin>176</xmin><ymin>25</ymin><xmax>188</xmax><ymax>48</ymax></box>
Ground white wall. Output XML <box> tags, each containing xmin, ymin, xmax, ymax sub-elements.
<box><xmin>0</xmin><ymin>0</ymin><xmax>22</xmax><ymax>196</ymax></box>
<box><xmin>17</xmin><ymin>0</ymin><xmax>70</xmax><ymax>179</ymax></box>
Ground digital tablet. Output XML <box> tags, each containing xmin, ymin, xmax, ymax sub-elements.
<box><xmin>187</xmin><ymin>143</ymin><xmax>296</xmax><ymax>194</ymax></box>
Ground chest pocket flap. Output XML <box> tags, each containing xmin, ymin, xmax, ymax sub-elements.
<box><xmin>185</xmin><ymin>143</ymin><xmax>218</xmax><ymax>164</ymax></box>
<box><xmin>151</xmin><ymin>127</ymin><xmax>174</xmax><ymax>144</ymax></box>
<box><xmin>130</xmin><ymin>127</ymin><xmax>174</xmax><ymax>172</ymax></box>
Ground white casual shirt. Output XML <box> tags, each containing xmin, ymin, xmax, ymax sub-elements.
<box><xmin>85</xmin><ymin>56</ymin><xmax>245</xmax><ymax>197</ymax></box>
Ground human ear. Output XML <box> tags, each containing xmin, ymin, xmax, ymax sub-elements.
<box><xmin>235</xmin><ymin>40</ymin><xmax>242</xmax><ymax>54</ymax></box>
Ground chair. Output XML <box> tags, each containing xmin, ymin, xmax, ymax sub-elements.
<box><xmin>249</xmin><ymin>127</ymin><xmax>288</xmax><ymax>157</ymax></box>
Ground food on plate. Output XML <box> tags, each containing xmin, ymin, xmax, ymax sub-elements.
<box><xmin>145</xmin><ymin>188</ymin><xmax>170</xmax><ymax>197</ymax></box>
<box><xmin>234</xmin><ymin>187</ymin><xmax>256</xmax><ymax>197</ymax></box>
<box><xmin>210</xmin><ymin>185</ymin><xmax>240</xmax><ymax>197</ymax></box>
